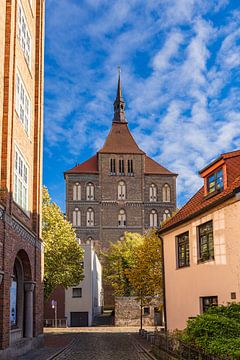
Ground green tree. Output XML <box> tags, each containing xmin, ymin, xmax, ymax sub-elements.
<box><xmin>42</xmin><ymin>186</ymin><xmax>84</xmax><ymax>299</ymax></box>
<box><xmin>127</xmin><ymin>229</ymin><xmax>163</xmax><ymax>328</ymax></box>
<box><xmin>103</xmin><ymin>232</ymin><xmax>143</xmax><ymax>296</ymax></box>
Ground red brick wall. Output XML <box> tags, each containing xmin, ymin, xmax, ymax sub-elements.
<box><xmin>44</xmin><ymin>286</ymin><xmax>66</xmax><ymax>320</ymax></box>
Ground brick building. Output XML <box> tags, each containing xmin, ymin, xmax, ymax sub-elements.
<box><xmin>0</xmin><ymin>1</ymin><xmax>44</xmax><ymax>358</ymax></box>
<box><xmin>64</xmin><ymin>75</ymin><xmax>177</xmax><ymax>305</ymax></box>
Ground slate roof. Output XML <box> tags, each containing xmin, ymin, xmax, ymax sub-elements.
<box><xmin>159</xmin><ymin>150</ymin><xmax>240</xmax><ymax>234</ymax></box>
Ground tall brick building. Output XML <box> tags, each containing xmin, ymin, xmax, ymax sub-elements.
<box><xmin>65</xmin><ymin>75</ymin><xmax>177</xmax><ymax>300</ymax></box>
<box><xmin>0</xmin><ymin>1</ymin><xmax>44</xmax><ymax>358</ymax></box>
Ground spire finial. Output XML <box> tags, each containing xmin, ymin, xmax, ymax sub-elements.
<box><xmin>113</xmin><ymin>66</ymin><xmax>127</xmax><ymax>123</ymax></box>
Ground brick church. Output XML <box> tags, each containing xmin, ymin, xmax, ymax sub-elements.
<box><xmin>64</xmin><ymin>74</ymin><xmax>177</xmax><ymax>251</ymax></box>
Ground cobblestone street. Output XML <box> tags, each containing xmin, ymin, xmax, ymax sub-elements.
<box><xmin>18</xmin><ymin>327</ymin><xmax>155</xmax><ymax>360</ymax></box>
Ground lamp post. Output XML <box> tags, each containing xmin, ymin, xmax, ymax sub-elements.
<box><xmin>51</xmin><ymin>300</ymin><xmax>57</xmax><ymax>328</ymax></box>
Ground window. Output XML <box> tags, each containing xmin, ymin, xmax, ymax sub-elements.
<box><xmin>87</xmin><ymin>208</ymin><xmax>94</xmax><ymax>227</ymax></box>
<box><xmin>162</xmin><ymin>184</ymin><xmax>171</xmax><ymax>202</ymax></box>
<box><xmin>127</xmin><ymin>159</ymin><xmax>133</xmax><ymax>175</ymax></box>
<box><xmin>72</xmin><ymin>288</ymin><xmax>82</xmax><ymax>298</ymax></box>
<box><xmin>17</xmin><ymin>2</ymin><xmax>31</xmax><ymax>67</ymax></box>
<box><xmin>10</xmin><ymin>267</ymin><xmax>18</xmax><ymax>327</ymax></box>
<box><xmin>198</xmin><ymin>221</ymin><xmax>214</xmax><ymax>262</ymax></box>
<box><xmin>118</xmin><ymin>209</ymin><xmax>126</xmax><ymax>227</ymax></box>
<box><xmin>73</xmin><ymin>183</ymin><xmax>81</xmax><ymax>200</ymax></box>
<box><xmin>177</xmin><ymin>232</ymin><xmax>190</xmax><ymax>268</ymax></box>
<box><xmin>86</xmin><ymin>183</ymin><xmax>94</xmax><ymax>200</ymax></box>
<box><xmin>201</xmin><ymin>296</ymin><xmax>218</xmax><ymax>313</ymax></box>
<box><xmin>207</xmin><ymin>169</ymin><xmax>223</xmax><ymax>193</ymax></box>
<box><xmin>143</xmin><ymin>307</ymin><xmax>150</xmax><ymax>315</ymax></box>
<box><xmin>14</xmin><ymin>146</ymin><xmax>28</xmax><ymax>211</ymax></box>
<box><xmin>118</xmin><ymin>181</ymin><xmax>126</xmax><ymax>200</ymax></box>
<box><xmin>149</xmin><ymin>184</ymin><xmax>157</xmax><ymax>202</ymax></box>
<box><xmin>163</xmin><ymin>209</ymin><xmax>171</xmax><ymax>221</ymax></box>
<box><xmin>73</xmin><ymin>208</ymin><xmax>81</xmax><ymax>227</ymax></box>
<box><xmin>15</xmin><ymin>72</ymin><xmax>31</xmax><ymax>135</ymax></box>
<box><xmin>119</xmin><ymin>159</ymin><xmax>124</xmax><ymax>175</ymax></box>
<box><xmin>150</xmin><ymin>210</ymin><xmax>157</xmax><ymax>227</ymax></box>
<box><xmin>110</xmin><ymin>158</ymin><xmax>116</xmax><ymax>175</ymax></box>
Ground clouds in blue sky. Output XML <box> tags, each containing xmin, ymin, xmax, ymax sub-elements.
<box><xmin>44</xmin><ymin>0</ymin><xmax>240</xmax><ymax>210</ymax></box>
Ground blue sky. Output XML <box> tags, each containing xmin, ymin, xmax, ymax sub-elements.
<box><xmin>44</xmin><ymin>0</ymin><xmax>240</xmax><ymax>211</ymax></box>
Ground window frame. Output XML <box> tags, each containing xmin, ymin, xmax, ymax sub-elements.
<box><xmin>73</xmin><ymin>182</ymin><xmax>81</xmax><ymax>201</ymax></box>
<box><xmin>86</xmin><ymin>183</ymin><xmax>94</xmax><ymax>201</ymax></box>
<box><xmin>17</xmin><ymin>1</ymin><xmax>32</xmax><ymax>68</ymax></box>
<box><xmin>86</xmin><ymin>208</ymin><xmax>94</xmax><ymax>227</ymax></box>
<box><xmin>207</xmin><ymin>168</ymin><xmax>223</xmax><ymax>194</ymax></box>
<box><xmin>176</xmin><ymin>231</ymin><xmax>190</xmax><ymax>269</ymax></box>
<box><xmin>119</xmin><ymin>159</ymin><xmax>125</xmax><ymax>176</ymax></box>
<box><xmin>162</xmin><ymin>184</ymin><xmax>171</xmax><ymax>202</ymax></box>
<box><xmin>118</xmin><ymin>209</ymin><xmax>126</xmax><ymax>227</ymax></box>
<box><xmin>118</xmin><ymin>180</ymin><xmax>126</xmax><ymax>200</ymax></box>
<box><xmin>150</xmin><ymin>209</ymin><xmax>158</xmax><ymax>227</ymax></box>
<box><xmin>15</xmin><ymin>70</ymin><xmax>31</xmax><ymax>136</ymax></box>
<box><xmin>72</xmin><ymin>208</ymin><xmax>81</xmax><ymax>227</ymax></box>
<box><xmin>14</xmin><ymin>145</ymin><xmax>29</xmax><ymax>212</ymax></box>
<box><xmin>200</xmin><ymin>296</ymin><xmax>218</xmax><ymax>313</ymax></box>
<box><xmin>72</xmin><ymin>288</ymin><xmax>82</xmax><ymax>298</ymax></box>
<box><xmin>163</xmin><ymin>209</ymin><xmax>171</xmax><ymax>222</ymax></box>
<box><xmin>127</xmin><ymin>159</ymin><xmax>133</xmax><ymax>176</ymax></box>
<box><xmin>149</xmin><ymin>184</ymin><xmax>157</xmax><ymax>202</ymax></box>
<box><xmin>110</xmin><ymin>158</ymin><xmax>116</xmax><ymax>175</ymax></box>
<box><xmin>197</xmin><ymin>221</ymin><xmax>214</xmax><ymax>263</ymax></box>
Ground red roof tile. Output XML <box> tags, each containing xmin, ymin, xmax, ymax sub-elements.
<box><xmin>160</xmin><ymin>150</ymin><xmax>240</xmax><ymax>233</ymax></box>
<box><xmin>99</xmin><ymin>122</ymin><xmax>145</xmax><ymax>154</ymax></box>
<box><xmin>145</xmin><ymin>156</ymin><xmax>176</xmax><ymax>175</ymax></box>
<box><xmin>65</xmin><ymin>154</ymin><xmax>98</xmax><ymax>174</ymax></box>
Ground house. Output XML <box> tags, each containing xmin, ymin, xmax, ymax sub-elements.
<box><xmin>159</xmin><ymin>150</ymin><xmax>240</xmax><ymax>331</ymax></box>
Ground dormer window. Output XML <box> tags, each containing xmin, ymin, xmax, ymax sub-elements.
<box><xmin>207</xmin><ymin>169</ymin><xmax>223</xmax><ymax>194</ymax></box>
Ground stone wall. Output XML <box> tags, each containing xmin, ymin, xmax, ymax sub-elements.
<box><xmin>115</xmin><ymin>297</ymin><xmax>155</xmax><ymax>327</ymax></box>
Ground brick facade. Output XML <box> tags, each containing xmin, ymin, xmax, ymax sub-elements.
<box><xmin>0</xmin><ymin>1</ymin><xmax>44</xmax><ymax>358</ymax></box>
<box><xmin>65</xmin><ymin>76</ymin><xmax>177</xmax><ymax>307</ymax></box>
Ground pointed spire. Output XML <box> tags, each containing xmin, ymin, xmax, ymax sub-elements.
<box><xmin>113</xmin><ymin>66</ymin><xmax>127</xmax><ymax>123</ymax></box>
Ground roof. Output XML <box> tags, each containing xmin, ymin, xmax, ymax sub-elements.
<box><xmin>65</xmin><ymin>154</ymin><xmax>98</xmax><ymax>175</ymax></box>
<box><xmin>99</xmin><ymin>122</ymin><xmax>145</xmax><ymax>154</ymax></box>
<box><xmin>160</xmin><ymin>150</ymin><xmax>240</xmax><ymax>234</ymax></box>
<box><xmin>145</xmin><ymin>156</ymin><xmax>176</xmax><ymax>175</ymax></box>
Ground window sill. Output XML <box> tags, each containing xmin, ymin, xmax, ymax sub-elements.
<box><xmin>197</xmin><ymin>257</ymin><xmax>214</xmax><ymax>264</ymax></box>
<box><xmin>176</xmin><ymin>264</ymin><xmax>190</xmax><ymax>270</ymax></box>
<box><xmin>204</xmin><ymin>188</ymin><xmax>222</xmax><ymax>200</ymax></box>
<box><xmin>12</xmin><ymin>200</ymin><xmax>30</xmax><ymax>219</ymax></box>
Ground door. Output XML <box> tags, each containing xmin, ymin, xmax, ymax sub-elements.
<box><xmin>70</xmin><ymin>312</ymin><xmax>89</xmax><ymax>327</ymax></box>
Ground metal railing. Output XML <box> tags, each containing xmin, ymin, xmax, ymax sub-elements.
<box><xmin>44</xmin><ymin>318</ymin><xmax>67</xmax><ymax>328</ymax></box>
<box><xmin>140</xmin><ymin>330</ymin><xmax>231</xmax><ymax>360</ymax></box>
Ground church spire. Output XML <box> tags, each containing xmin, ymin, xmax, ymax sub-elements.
<box><xmin>113</xmin><ymin>66</ymin><xmax>127</xmax><ymax>123</ymax></box>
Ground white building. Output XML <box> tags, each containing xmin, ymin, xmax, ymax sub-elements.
<box><xmin>65</xmin><ymin>242</ymin><xmax>103</xmax><ymax>327</ymax></box>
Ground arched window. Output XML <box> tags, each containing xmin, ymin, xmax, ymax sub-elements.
<box><xmin>87</xmin><ymin>208</ymin><xmax>94</xmax><ymax>227</ymax></box>
<box><xmin>86</xmin><ymin>183</ymin><xmax>94</xmax><ymax>200</ymax></box>
<box><xmin>118</xmin><ymin>209</ymin><xmax>126</xmax><ymax>227</ymax></box>
<box><xmin>162</xmin><ymin>184</ymin><xmax>171</xmax><ymax>202</ymax></box>
<box><xmin>149</xmin><ymin>184</ymin><xmax>157</xmax><ymax>202</ymax></box>
<box><xmin>118</xmin><ymin>181</ymin><xmax>126</xmax><ymax>200</ymax></box>
<box><xmin>150</xmin><ymin>209</ymin><xmax>158</xmax><ymax>227</ymax></box>
<box><xmin>73</xmin><ymin>182</ymin><xmax>81</xmax><ymax>200</ymax></box>
<box><xmin>73</xmin><ymin>208</ymin><xmax>81</xmax><ymax>227</ymax></box>
<box><xmin>163</xmin><ymin>209</ymin><xmax>171</xmax><ymax>222</ymax></box>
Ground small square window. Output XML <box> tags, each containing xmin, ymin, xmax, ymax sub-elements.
<box><xmin>201</xmin><ymin>296</ymin><xmax>218</xmax><ymax>313</ymax></box>
<box><xmin>207</xmin><ymin>169</ymin><xmax>223</xmax><ymax>194</ymax></box>
<box><xmin>143</xmin><ymin>307</ymin><xmax>150</xmax><ymax>315</ymax></box>
<box><xmin>72</xmin><ymin>288</ymin><xmax>82</xmax><ymax>298</ymax></box>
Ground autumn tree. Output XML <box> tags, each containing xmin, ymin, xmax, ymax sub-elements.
<box><xmin>127</xmin><ymin>229</ymin><xmax>163</xmax><ymax>328</ymax></box>
<box><xmin>42</xmin><ymin>186</ymin><xmax>84</xmax><ymax>299</ymax></box>
<box><xmin>103</xmin><ymin>232</ymin><xmax>143</xmax><ymax>296</ymax></box>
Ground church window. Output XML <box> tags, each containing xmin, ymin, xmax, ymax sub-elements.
<box><xmin>16</xmin><ymin>72</ymin><xmax>31</xmax><ymax>135</ymax></box>
<box><xmin>118</xmin><ymin>181</ymin><xmax>126</xmax><ymax>200</ymax></box>
<box><xmin>87</xmin><ymin>208</ymin><xmax>94</xmax><ymax>227</ymax></box>
<box><xmin>162</xmin><ymin>184</ymin><xmax>171</xmax><ymax>202</ymax></box>
<box><xmin>73</xmin><ymin>208</ymin><xmax>81</xmax><ymax>227</ymax></box>
<box><xmin>119</xmin><ymin>159</ymin><xmax>125</xmax><ymax>175</ymax></box>
<box><xmin>73</xmin><ymin>183</ymin><xmax>81</xmax><ymax>200</ymax></box>
<box><xmin>163</xmin><ymin>209</ymin><xmax>171</xmax><ymax>221</ymax></box>
<box><xmin>149</xmin><ymin>184</ymin><xmax>157</xmax><ymax>202</ymax></box>
<box><xmin>118</xmin><ymin>209</ymin><xmax>126</xmax><ymax>227</ymax></box>
<box><xmin>110</xmin><ymin>159</ymin><xmax>116</xmax><ymax>175</ymax></box>
<box><xmin>86</xmin><ymin>183</ymin><xmax>94</xmax><ymax>200</ymax></box>
<box><xmin>150</xmin><ymin>210</ymin><xmax>157</xmax><ymax>227</ymax></box>
<box><xmin>127</xmin><ymin>159</ymin><xmax>133</xmax><ymax>175</ymax></box>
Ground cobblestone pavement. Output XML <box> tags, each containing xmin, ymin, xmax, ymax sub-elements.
<box><xmin>52</xmin><ymin>332</ymin><xmax>152</xmax><ymax>360</ymax></box>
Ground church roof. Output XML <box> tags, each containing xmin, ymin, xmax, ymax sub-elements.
<box><xmin>65</xmin><ymin>154</ymin><xmax>99</xmax><ymax>175</ymax></box>
<box><xmin>145</xmin><ymin>156</ymin><xmax>176</xmax><ymax>175</ymax></box>
<box><xmin>99</xmin><ymin>122</ymin><xmax>145</xmax><ymax>154</ymax></box>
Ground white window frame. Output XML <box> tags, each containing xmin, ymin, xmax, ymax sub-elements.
<box><xmin>17</xmin><ymin>1</ymin><xmax>32</xmax><ymax>67</ymax></box>
<box><xmin>118</xmin><ymin>209</ymin><xmax>126</xmax><ymax>227</ymax></box>
<box><xmin>149</xmin><ymin>184</ymin><xmax>157</xmax><ymax>202</ymax></box>
<box><xmin>118</xmin><ymin>181</ymin><xmax>126</xmax><ymax>200</ymax></box>
<box><xmin>73</xmin><ymin>208</ymin><xmax>81</xmax><ymax>227</ymax></box>
<box><xmin>15</xmin><ymin>71</ymin><xmax>31</xmax><ymax>135</ymax></box>
<box><xmin>163</xmin><ymin>209</ymin><xmax>171</xmax><ymax>222</ymax></box>
<box><xmin>86</xmin><ymin>183</ymin><xmax>94</xmax><ymax>201</ymax></box>
<box><xmin>150</xmin><ymin>210</ymin><xmax>157</xmax><ymax>227</ymax></box>
<box><xmin>73</xmin><ymin>182</ymin><xmax>81</xmax><ymax>201</ymax></box>
<box><xmin>14</xmin><ymin>146</ymin><xmax>29</xmax><ymax>211</ymax></box>
<box><xmin>87</xmin><ymin>208</ymin><xmax>94</xmax><ymax>227</ymax></box>
<box><xmin>162</xmin><ymin>184</ymin><xmax>171</xmax><ymax>202</ymax></box>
